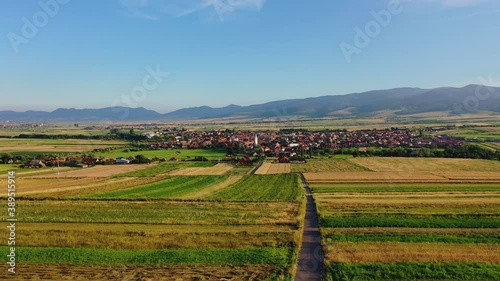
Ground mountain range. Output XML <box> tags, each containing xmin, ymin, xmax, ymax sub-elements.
<box><xmin>3</xmin><ymin>85</ymin><xmax>500</xmax><ymax>122</ymax></box>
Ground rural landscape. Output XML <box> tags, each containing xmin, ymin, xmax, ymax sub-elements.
<box><xmin>3</xmin><ymin>0</ymin><xmax>500</xmax><ymax>280</ymax></box>
<box><xmin>0</xmin><ymin>116</ymin><xmax>499</xmax><ymax>280</ymax></box>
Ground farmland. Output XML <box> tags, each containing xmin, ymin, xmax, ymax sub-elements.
<box><xmin>2</xmin><ymin>157</ymin><xmax>304</xmax><ymax>280</ymax></box>
<box><xmin>97</xmin><ymin>148</ymin><xmax>228</xmax><ymax>160</ymax></box>
<box><xmin>206</xmin><ymin>174</ymin><xmax>303</xmax><ymax>201</ymax></box>
<box><xmin>311</xmin><ymin>159</ymin><xmax>500</xmax><ymax>280</ymax></box>
<box><xmin>83</xmin><ymin>175</ymin><xmax>231</xmax><ymax>199</ymax></box>
<box><xmin>255</xmin><ymin>163</ymin><xmax>291</xmax><ymax>174</ymax></box>
<box><xmin>0</xmin><ymin>138</ymin><xmax>127</xmax><ymax>153</ymax></box>
<box><xmin>291</xmin><ymin>159</ymin><xmax>369</xmax><ymax>173</ymax></box>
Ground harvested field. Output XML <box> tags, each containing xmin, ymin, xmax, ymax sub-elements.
<box><xmin>168</xmin><ymin>163</ymin><xmax>233</xmax><ymax>176</ymax></box>
<box><xmin>31</xmin><ymin>177</ymin><xmax>159</xmax><ymax>198</ymax></box>
<box><xmin>18</xmin><ymin>223</ymin><xmax>295</xmax><ymax>249</ymax></box>
<box><xmin>0</xmin><ymin>264</ymin><xmax>280</xmax><ymax>281</ymax></box>
<box><xmin>9</xmin><ymin>200</ymin><xmax>301</xmax><ymax>225</ymax></box>
<box><xmin>3</xmin><ymin>177</ymin><xmax>104</xmax><ymax>196</ymax></box>
<box><xmin>254</xmin><ymin>162</ymin><xmax>271</xmax><ymax>174</ymax></box>
<box><xmin>350</xmin><ymin>157</ymin><xmax>500</xmax><ymax>172</ymax></box>
<box><xmin>325</xmin><ymin>242</ymin><xmax>500</xmax><ymax>263</ymax></box>
<box><xmin>0</xmin><ymin>139</ymin><xmax>126</xmax><ymax>153</ymax></box>
<box><xmin>30</xmin><ymin>164</ymin><xmax>155</xmax><ymax>178</ymax></box>
<box><xmin>266</xmin><ymin>163</ymin><xmax>291</xmax><ymax>174</ymax></box>
<box><xmin>304</xmin><ymin>172</ymin><xmax>447</xmax><ymax>183</ymax></box>
<box><xmin>434</xmin><ymin>171</ymin><xmax>500</xmax><ymax>180</ymax></box>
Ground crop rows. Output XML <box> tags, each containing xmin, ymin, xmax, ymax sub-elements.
<box><xmin>84</xmin><ymin>176</ymin><xmax>228</xmax><ymax>199</ymax></box>
<box><xmin>206</xmin><ymin>174</ymin><xmax>303</xmax><ymax>201</ymax></box>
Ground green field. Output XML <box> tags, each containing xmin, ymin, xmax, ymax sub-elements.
<box><xmin>313</xmin><ymin>178</ymin><xmax>500</xmax><ymax>280</ymax></box>
<box><xmin>84</xmin><ymin>175</ymin><xmax>229</xmax><ymax>199</ymax></box>
<box><xmin>2</xmin><ymin>246</ymin><xmax>291</xmax><ymax>267</ymax></box>
<box><xmin>311</xmin><ymin>183</ymin><xmax>500</xmax><ymax>193</ymax></box>
<box><xmin>326</xmin><ymin>262</ymin><xmax>500</xmax><ymax>281</ymax></box>
<box><xmin>206</xmin><ymin>174</ymin><xmax>303</xmax><ymax>201</ymax></box>
<box><xmin>114</xmin><ymin>161</ymin><xmax>215</xmax><ymax>177</ymax></box>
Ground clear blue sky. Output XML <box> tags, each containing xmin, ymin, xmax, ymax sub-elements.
<box><xmin>1</xmin><ymin>0</ymin><xmax>499</xmax><ymax>113</ymax></box>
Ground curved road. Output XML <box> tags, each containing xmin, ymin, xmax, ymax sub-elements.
<box><xmin>294</xmin><ymin>174</ymin><xmax>324</xmax><ymax>281</ymax></box>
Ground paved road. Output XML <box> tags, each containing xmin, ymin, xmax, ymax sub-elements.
<box><xmin>294</xmin><ymin>174</ymin><xmax>324</xmax><ymax>281</ymax></box>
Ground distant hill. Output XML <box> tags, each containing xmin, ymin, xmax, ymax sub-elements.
<box><xmin>2</xmin><ymin>85</ymin><xmax>500</xmax><ymax>122</ymax></box>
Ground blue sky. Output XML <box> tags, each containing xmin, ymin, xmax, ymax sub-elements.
<box><xmin>1</xmin><ymin>0</ymin><xmax>500</xmax><ymax>113</ymax></box>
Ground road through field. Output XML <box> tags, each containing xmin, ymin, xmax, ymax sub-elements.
<box><xmin>295</xmin><ymin>174</ymin><xmax>324</xmax><ymax>281</ymax></box>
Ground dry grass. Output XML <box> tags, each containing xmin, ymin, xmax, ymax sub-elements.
<box><xmin>1</xmin><ymin>177</ymin><xmax>102</xmax><ymax>196</ymax></box>
<box><xmin>433</xmin><ymin>172</ymin><xmax>500</xmax><ymax>180</ymax></box>
<box><xmin>266</xmin><ymin>163</ymin><xmax>291</xmax><ymax>174</ymax></box>
<box><xmin>325</xmin><ymin>242</ymin><xmax>500</xmax><ymax>263</ymax></box>
<box><xmin>350</xmin><ymin>157</ymin><xmax>500</xmax><ymax>172</ymax></box>
<box><xmin>180</xmin><ymin>175</ymin><xmax>244</xmax><ymax>199</ymax></box>
<box><xmin>168</xmin><ymin>163</ymin><xmax>233</xmax><ymax>176</ymax></box>
<box><xmin>14</xmin><ymin>177</ymin><xmax>138</xmax><ymax>197</ymax></box>
<box><xmin>29</xmin><ymin>164</ymin><xmax>155</xmax><ymax>178</ymax></box>
<box><xmin>0</xmin><ymin>264</ymin><xmax>278</xmax><ymax>281</ymax></box>
<box><xmin>17</xmin><ymin>223</ymin><xmax>295</xmax><ymax>249</ymax></box>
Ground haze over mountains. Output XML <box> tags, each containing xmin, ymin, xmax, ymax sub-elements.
<box><xmin>3</xmin><ymin>85</ymin><xmax>500</xmax><ymax>122</ymax></box>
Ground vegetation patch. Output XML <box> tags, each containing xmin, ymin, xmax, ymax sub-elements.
<box><xmin>206</xmin><ymin>174</ymin><xmax>302</xmax><ymax>201</ymax></box>
<box><xmin>325</xmin><ymin>262</ymin><xmax>500</xmax><ymax>281</ymax></box>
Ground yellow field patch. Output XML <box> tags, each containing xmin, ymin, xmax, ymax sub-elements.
<box><xmin>29</xmin><ymin>164</ymin><xmax>154</xmax><ymax>178</ymax></box>
<box><xmin>304</xmin><ymin>172</ymin><xmax>447</xmax><ymax>183</ymax></box>
<box><xmin>326</xmin><ymin>242</ymin><xmax>500</xmax><ymax>263</ymax></box>
<box><xmin>168</xmin><ymin>163</ymin><xmax>233</xmax><ymax>176</ymax></box>
<box><xmin>254</xmin><ymin>162</ymin><xmax>271</xmax><ymax>174</ymax></box>
<box><xmin>350</xmin><ymin>157</ymin><xmax>500</xmax><ymax>172</ymax></box>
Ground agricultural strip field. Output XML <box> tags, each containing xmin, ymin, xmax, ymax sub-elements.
<box><xmin>29</xmin><ymin>164</ymin><xmax>158</xmax><ymax>178</ymax></box>
<box><xmin>82</xmin><ymin>175</ymin><xmax>231</xmax><ymax>199</ymax></box>
<box><xmin>168</xmin><ymin>163</ymin><xmax>233</xmax><ymax>176</ymax></box>
<box><xmin>206</xmin><ymin>174</ymin><xmax>303</xmax><ymax>201</ymax></box>
<box><xmin>97</xmin><ymin>148</ymin><xmax>228</xmax><ymax>160</ymax></box>
<box><xmin>310</xmin><ymin>164</ymin><xmax>500</xmax><ymax>281</ymax></box>
<box><xmin>255</xmin><ymin>163</ymin><xmax>291</xmax><ymax>174</ymax></box>
<box><xmin>1</xmin><ymin>198</ymin><xmax>302</xmax><ymax>280</ymax></box>
<box><xmin>310</xmin><ymin>182</ymin><xmax>500</xmax><ymax>193</ymax></box>
<box><xmin>349</xmin><ymin>157</ymin><xmax>500</xmax><ymax>172</ymax></box>
<box><xmin>0</xmin><ymin>264</ymin><xmax>280</xmax><ymax>281</ymax></box>
<box><xmin>480</xmin><ymin>142</ymin><xmax>500</xmax><ymax>151</ymax></box>
<box><xmin>291</xmin><ymin>159</ymin><xmax>369</xmax><ymax>173</ymax></box>
<box><xmin>0</xmin><ymin>138</ymin><xmax>127</xmax><ymax>153</ymax></box>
